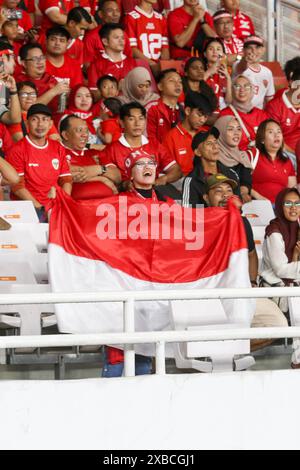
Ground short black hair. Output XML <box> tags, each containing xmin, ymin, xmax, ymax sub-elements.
<box><xmin>290</xmin><ymin>68</ymin><xmax>300</xmax><ymax>82</ymax></box>
<box><xmin>119</xmin><ymin>102</ymin><xmax>146</xmax><ymax>121</ymax></box>
<box><xmin>99</xmin><ymin>23</ymin><xmax>124</xmax><ymax>41</ymax></box>
<box><xmin>103</xmin><ymin>97</ymin><xmax>122</xmax><ymax>116</ymax></box>
<box><xmin>184</xmin><ymin>56</ymin><xmax>207</xmax><ymax>73</ymax></box>
<box><xmin>203</xmin><ymin>37</ymin><xmax>225</xmax><ymax>55</ymax></box>
<box><xmin>19</xmin><ymin>43</ymin><xmax>43</xmax><ymax>61</ymax></box>
<box><xmin>46</xmin><ymin>26</ymin><xmax>70</xmax><ymax>40</ymax></box>
<box><xmin>17</xmin><ymin>81</ymin><xmax>37</xmax><ymax>93</ymax></box>
<box><xmin>284</xmin><ymin>57</ymin><xmax>300</xmax><ymax>80</ymax></box>
<box><xmin>59</xmin><ymin>114</ymin><xmax>83</xmax><ymax>135</ymax></box>
<box><xmin>156</xmin><ymin>68</ymin><xmax>181</xmax><ymax>84</ymax></box>
<box><xmin>184</xmin><ymin>91</ymin><xmax>214</xmax><ymax>115</ymax></box>
<box><xmin>67</xmin><ymin>6</ymin><xmax>92</xmax><ymax>24</ymax></box>
<box><xmin>98</xmin><ymin>0</ymin><xmax>118</xmax><ymax>11</ymax></box>
<box><xmin>0</xmin><ymin>37</ymin><xmax>14</xmax><ymax>53</ymax></box>
<box><xmin>97</xmin><ymin>74</ymin><xmax>118</xmax><ymax>90</ymax></box>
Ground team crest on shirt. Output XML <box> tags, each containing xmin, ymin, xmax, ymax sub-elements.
<box><xmin>263</xmin><ymin>80</ymin><xmax>268</xmax><ymax>88</ymax></box>
<box><xmin>52</xmin><ymin>158</ymin><xmax>59</xmax><ymax>170</ymax></box>
<box><xmin>146</xmin><ymin>23</ymin><xmax>155</xmax><ymax>30</ymax></box>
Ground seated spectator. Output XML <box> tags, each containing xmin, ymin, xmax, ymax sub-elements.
<box><xmin>221</xmin><ymin>0</ymin><xmax>255</xmax><ymax>41</ymax></box>
<box><xmin>8</xmin><ymin>81</ymin><xmax>59</xmax><ymax>141</ymax></box>
<box><xmin>213</xmin><ymin>8</ymin><xmax>243</xmax><ymax>66</ymax></box>
<box><xmin>91</xmin><ymin>74</ymin><xmax>120</xmax><ymax>118</ymax></box>
<box><xmin>45</xmin><ymin>26</ymin><xmax>83</xmax><ymax>95</ymax></box>
<box><xmin>167</xmin><ymin>0</ymin><xmax>215</xmax><ymax>59</ymax></box>
<box><xmin>125</xmin><ymin>0</ymin><xmax>170</xmax><ymax>73</ymax></box>
<box><xmin>0</xmin><ymin>40</ymin><xmax>21</xmax><ymax>126</ymax></box>
<box><xmin>88</xmin><ymin>23</ymin><xmax>136</xmax><ymax>96</ymax></box>
<box><xmin>0</xmin><ymin>154</ymin><xmax>19</xmax><ymax>199</ymax></box>
<box><xmin>182</xmin><ymin>127</ymin><xmax>240</xmax><ymax>207</ymax></box>
<box><xmin>98</xmin><ymin>97</ymin><xmax>122</xmax><ymax>144</ymax></box>
<box><xmin>7</xmin><ymin>103</ymin><xmax>72</xmax><ymax>221</ymax></box>
<box><xmin>16</xmin><ymin>43</ymin><xmax>70</xmax><ymax>115</ymax></box>
<box><xmin>214</xmin><ymin>115</ymin><xmax>252</xmax><ymax>202</ymax></box>
<box><xmin>220</xmin><ymin>75</ymin><xmax>269</xmax><ymax>151</ymax></box>
<box><xmin>147</xmin><ymin>68</ymin><xmax>183</xmax><ymax>144</ymax></box>
<box><xmin>251</xmin><ymin>119</ymin><xmax>296</xmax><ymax>204</ymax></box>
<box><xmin>203</xmin><ymin>37</ymin><xmax>232</xmax><ymax>111</ymax></box>
<box><xmin>232</xmin><ymin>35</ymin><xmax>275</xmax><ymax>109</ymax></box>
<box><xmin>163</xmin><ymin>91</ymin><xmax>213</xmax><ymax>176</ymax></box>
<box><xmin>101</xmin><ymin>101</ymin><xmax>182</xmax><ymax>188</ymax></box>
<box><xmin>260</xmin><ymin>187</ymin><xmax>300</xmax><ymax>367</ymax></box>
<box><xmin>119</xmin><ymin>66</ymin><xmax>159</xmax><ymax>108</ymax></box>
<box><xmin>266</xmin><ymin>68</ymin><xmax>300</xmax><ymax>162</ymax></box>
<box><xmin>0</xmin><ymin>17</ymin><xmax>21</xmax><ymax>58</ymax></box>
<box><xmin>60</xmin><ymin>114</ymin><xmax>120</xmax><ymax>200</ymax></box>
<box><xmin>83</xmin><ymin>0</ymin><xmax>132</xmax><ymax>69</ymax></box>
<box><xmin>1</xmin><ymin>0</ymin><xmax>32</xmax><ymax>39</ymax></box>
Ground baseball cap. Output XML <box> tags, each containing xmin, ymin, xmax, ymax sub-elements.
<box><xmin>205</xmin><ymin>173</ymin><xmax>237</xmax><ymax>193</ymax></box>
<box><xmin>213</xmin><ymin>9</ymin><xmax>232</xmax><ymax>22</ymax></box>
<box><xmin>125</xmin><ymin>149</ymin><xmax>157</xmax><ymax>175</ymax></box>
<box><xmin>27</xmin><ymin>103</ymin><xmax>52</xmax><ymax>119</ymax></box>
<box><xmin>243</xmin><ymin>35</ymin><xmax>264</xmax><ymax>47</ymax></box>
<box><xmin>185</xmin><ymin>91</ymin><xmax>214</xmax><ymax>115</ymax></box>
<box><xmin>192</xmin><ymin>127</ymin><xmax>220</xmax><ymax>151</ymax></box>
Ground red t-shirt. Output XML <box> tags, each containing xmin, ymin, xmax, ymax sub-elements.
<box><xmin>100</xmin><ymin>134</ymin><xmax>175</xmax><ymax>181</ymax></box>
<box><xmin>167</xmin><ymin>6</ymin><xmax>213</xmax><ymax>59</ymax></box>
<box><xmin>219</xmin><ymin>106</ymin><xmax>269</xmax><ymax>151</ymax></box>
<box><xmin>163</xmin><ymin>123</ymin><xmax>194</xmax><ymax>175</ymax></box>
<box><xmin>147</xmin><ymin>98</ymin><xmax>182</xmax><ymax>144</ymax></box>
<box><xmin>7</xmin><ymin>136</ymin><xmax>71</xmax><ymax>207</ymax></box>
<box><xmin>46</xmin><ymin>55</ymin><xmax>83</xmax><ymax>89</ymax></box>
<box><xmin>0</xmin><ymin>122</ymin><xmax>14</xmax><ymax>156</ymax></box>
<box><xmin>222</xmin><ymin>37</ymin><xmax>244</xmax><ymax>55</ymax></box>
<box><xmin>232</xmin><ymin>10</ymin><xmax>255</xmax><ymax>41</ymax></box>
<box><xmin>83</xmin><ymin>26</ymin><xmax>132</xmax><ymax>65</ymax></box>
<box><xmin>251</xmin><ymin>150</ymin><xmax>295</xmax><ymax>203</ymax></box>
<box><xmin>206</xmin><ymin>73</ymin><xmax>227</xmax><ymax>111</ymax></box>
<box><xmin>88</xmin><ymin>52</ymin><xmax>136</xmax><ymax>90</ymax></box>
<box><xmin>14</xmin><ymin>69</ymin><xmax>59</xmax><ymax>113</ymax></box>
<box><xmin>39</xmin><ymin>0</ymin><xmax>74</xmax><ymax>31</ymax></box>
<box><xmin>266</xmin><ymin>91</ymin><xmax>300</xmax><ymax>152</ymax></box>
<box><xmin>125</xmin><ymin>6</ymin><xmax>169</xmax><ymax>61</ymax></box>
<box><xmin>100</xmin><ymin>118</ymin><xmax>122</xmax><ymax>143</ymax></box>
<box><xmin>66</xmin><ymin>37</ymin><xmax>83</xmax><ymax>65</ymax></box>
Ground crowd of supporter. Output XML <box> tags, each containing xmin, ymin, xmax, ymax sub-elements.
<box><xmin>1</xmin><ymin>0</ymin><xmax>300</xmax><ymax>374</ymax></box>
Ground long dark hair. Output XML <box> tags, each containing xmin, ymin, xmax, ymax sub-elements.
<box><xmin>255</xmin><ymin>119</ymin><xmax>287</xmax><ymax>162</ymax></box>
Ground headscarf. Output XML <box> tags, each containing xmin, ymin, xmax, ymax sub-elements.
<box><xmin>64</xmin><ymin>84</ymin><xmax>96</xmax><ymax>134</ymax></box>
<box><xmin>119</xmin><ymin>67</ymin><xmax>159</xmax><ymax>106</ymax></box>
<box><xmin>214</xmin><ymin>115</ymin><xmax>253</xmax><ymax>168</ymax></box>
<box><xmin>265</xmin><ymin>187</ymin><xmax>300</xmax><ymax>262</ymax></box>
<box><xmin>231</xmin><ymin>75</ymin><xmax>254</xmax><ymax>113</ymax></box>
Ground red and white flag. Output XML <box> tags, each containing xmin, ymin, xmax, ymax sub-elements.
<box><xmin>49</xmin><ymin>191</ymin><xmax>254</xmax><ymax>350</ymax></box>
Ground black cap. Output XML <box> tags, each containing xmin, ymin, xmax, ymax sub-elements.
<box><xmin>192</xmin><ymin>127</ymin><xmax>220</xmax><ymax>151</ymax></box>
<box><xmin>27</xmin><ymin>104</ymin><xmax>52</xmax><ymax>119</ymax></box>
<box><xmin>184</xmin><ymin>91</ymin><xmax>214</xmax><ymax>115</ymax></box>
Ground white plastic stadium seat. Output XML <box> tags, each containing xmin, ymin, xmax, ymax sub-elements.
<box><xmin>169</xmin><ymin>299</ymin><xmax>254</xmax><ymax>372</ymax></box>
<box><xmin>0</xmin><ymin>230</ymin><xmax>38</xmax><ymax>254</ymax></box>
<box><xmin>0</xmin><ymin>253</ymin><xmax>48</xmax><ymax>283</ymax></box>
<box><xmin>0</xmin><ymin>201</ymin><xmax>39</xmax><ymax>224</ymax></box>
<box><xmin>242</xmin><ymin>200</ymin><xmax>275</xmax><ymax>227</ymax></box>
<box><xmin>252</xmin><ymin>226</ymin><xmax>266</xmax><ymax>271</ymax></box>
<box><xmin>12</xmin><ymin>223</ymin><xmax>49</xmax><ymax>252</ymax></box>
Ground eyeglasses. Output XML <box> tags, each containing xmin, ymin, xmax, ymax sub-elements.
<box><xmin>283</xmin><ymin>201</ymin><xmax>300</xmax><ymax>208</ymax></box>
<box><xmin>233</xmin><ymin>84</ymin><xmax>252</xmax><ymax>91</ymax></box>
<box><xmin>19</xmin><ymin>92</ymin><xmax>37</xmax><ymax>98</ymax></box>
<box><xmin>25</xmin><ymin>55</ymin><xmax>46</xmax><ymax>63</ymax></box>
<box><xmin>134</xmin><ymin>161</ymin><xmax>157</xmax><ymax>168</ymax></box>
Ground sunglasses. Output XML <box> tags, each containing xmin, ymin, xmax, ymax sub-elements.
<box><xmin>283</xmin><ymin>201</ymin><xmax>300</xmax><ymax>208</ymax></box>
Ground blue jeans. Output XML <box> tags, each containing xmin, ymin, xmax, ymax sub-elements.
<box><xmin>102</xmin><ymin>349</ymin><xmax>152</xmax><ymax>377</ymax></box>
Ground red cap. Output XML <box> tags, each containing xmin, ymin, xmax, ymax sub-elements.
<box><xmin>243</xmin><ymin>35</ymin><xmax>264</xmax><ymax>47</ymax></box>
<box><xmin>125</xmin><ymin>149</ymin><xmax>157</xmax><ymax>175</ymax></box>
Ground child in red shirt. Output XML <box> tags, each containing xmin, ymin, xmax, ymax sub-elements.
<box><xmin>98</xmin><ymin>97</ymin><xmax>122</xmax><ymax>144</ymax></box>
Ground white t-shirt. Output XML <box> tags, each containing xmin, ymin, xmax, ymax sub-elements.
<box><xmin>232</xmin><ymin>62</ymin><xmax>275</xmax><ymax>109</ymax></box>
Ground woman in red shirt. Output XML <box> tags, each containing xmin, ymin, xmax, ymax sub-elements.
<box><xmin>251</xmin><ymin>119</ymin><xmax>296</xmax><ymax>204</ymax></box>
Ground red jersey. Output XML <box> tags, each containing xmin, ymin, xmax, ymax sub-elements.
<box><xmin>147</xmin><ymin>98</ymin><xmax>183</xmax><ymax>144</ymax></box>
<box><xmin>232</xmin><ymin>10</ymin><xmax>255</xmax><ymax>41</ymax></box>
<box><xmin>251</xmin><ymin>150</ymin><xmax>295</xmax><ymax>203</ymax></box>
<box><xmin>83</xmin><ymin>26</ymin><xmax>132</xmax><ymax>65</ymax></box>
<box><xmin>167</xmin><ymin>6</ymin><xmax>213</xmax><ymax>59</ymax></box>
<box><xmin>125</xmin><ymin>6</ymin><xmax>169</xmax><ymax>61</ymax></box>
<box><xmin>46</xmin><ymin>55</ymin><xmax>83</xmax><ymax>89</ymax></box>
<box><xmin>39</xmin><ymin>0</ymin><xmax>74</xmax><ymax>31</ymax></box>
<box><xmin>122</xmin><ymin>1</ymin><xmax>170</xmax><ymax>13</ymax></box>
<box><xmin>222</xmin><ymin>37</ymin><xmax>244</xmax><ymax>55</ymax></box>
<box><xmin>100</xmin><ymin>118</ymin><xmax>122</xmax><ymax>143</ymax></box>
<box><xmin>88</xmin><ymin>52</ymin><xmax>136</xmax><ymax>90</ymax></box>
<box><xmin>66</xmin><ymin>37</ymin><xmax>83</xmax><ymax>65</ymax></box>
<box><xmin>64</xmin><ymin>147</ymin><xmax>102</xmax><ymax>167</ymax></box>
<box><xmin>0</xmin><ymin>122</ymin><xmax>14</xmax><ymax>156</ymax></box>
<box><xmin>163</xmin><ymin>123</ymin><xmax>194</xmax><ymax>175</ymax></box>
<box><xmin>14</xmin><ymin>69</ymin><xmax>59</xmax><ymax>113</ymax></box>
<box><xmin>100</xmin><ymin>134</ymin><xmax>176</xmax><ymax>181</ymax></box>
<box><xmin>266</xmin><ymin>91</ymin><xmax>300</xmax><ymax>152</ymax></box>
<box><xmin>220</xmin><ymin>106</ymin><xmax>269</xmax><ymax>151</ymax></box>
<box><xmin>20</xmin><ymin>0</ymin><xmax>36</xmax><ymax>13</ymax></box>
<box><xmin>7</xmin><ymin>136</ymin><xmax>71</xmax><ymax>207</ymax></box>
<box><xmin>206</xmin><ymin>73</ymin><xmax>227</xmax><ymax>111</ymax></box>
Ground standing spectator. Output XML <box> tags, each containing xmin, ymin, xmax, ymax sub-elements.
<box><xmin>213</xmin><ymin>8</ymin><xmax>243</xmax><ymax>66</ymax></box>
<box><xmin>39</xmin><ymin>0</ymin><xmax>74</xmax><ymax>32</ymax></box>
<box><xmin>232</xmin><ymin>35</ymin><xmax>275</xmax><ymax>109</ymax></box>
<box><xmin>220</xmin><ymin>75</ymin><xmax>269</xmax><ymax>151</ymax></box>
<box><xmin>221</xmin><ymin>0</ymin><xmax>255</xmax><ymax>41</ymax></box>
<box><xmin>125</xmin><ymin>0</ymin><xmax>169</xmax><ymax>72</ymax></box>
<box><xmin>251</xmin><ymin>119</ymin><xmax>296</xmax><ymax>204</ymax></box>
<box><xmin>167</xmin><ymin>0</ymin><xmax>216</xmax><ymax>59</ymax></box>
<box><xmin>63</xmin><ymin>7</ymin><xmax>93</xmax><ymax>64</ymax></box>
<box><xmin>147</xmin><ymin>68</ymin><xmax>183</xmax><ymax>144</ymax></box>
<box><xmin>7</xmin><ymin>103</ymin><xmax>72</xmax><ymax>220</ymax></box>
<box><xmin>87</xmin><ymin>24</ymin><xmax>136</xmax><ymax>94</ymax></box>
<box><xmin>119</xmin><ymin>67</ymin><xmax>159</xmax><ymax>108</ymax></box>
<box><xmin>163</xmin><ymin>91</ymin><xmax>213</xmax><ymax>176</ymax></box>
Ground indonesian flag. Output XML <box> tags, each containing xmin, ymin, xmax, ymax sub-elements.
<box><xmin>48</xmin><ymin>190</ymin><xmax>255</xmax><ymax>355</ymax></box>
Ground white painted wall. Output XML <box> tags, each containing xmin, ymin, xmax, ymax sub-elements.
<box><xmin>1</xmin><ymin>370</ymin><xmax>300</xmax><ymax>450</ymax></box>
